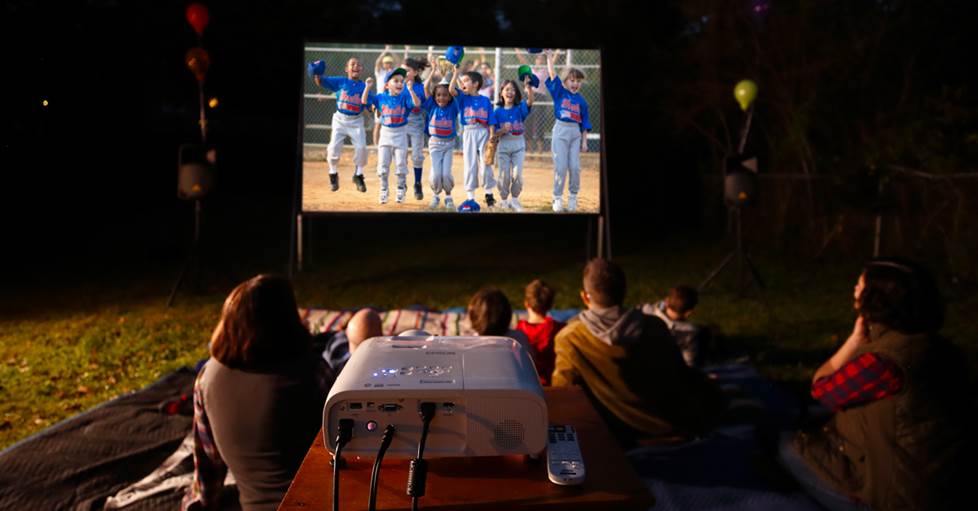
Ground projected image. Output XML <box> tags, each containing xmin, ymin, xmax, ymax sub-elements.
<box><xmin>302</xmin><ymin>43</ymin><xmax>602</xmax><ymax>214</ymax></box>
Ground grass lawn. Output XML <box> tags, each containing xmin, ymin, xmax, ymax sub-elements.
<box><xmin>3</xmin><ymin>232</ymin><xmax>976</xmax><ymax>450</ymax></box>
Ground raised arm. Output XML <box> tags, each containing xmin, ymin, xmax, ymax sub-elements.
<box><xmin>524</xmin><ymin>76</ymin><xmax>535</xmax><ymax>108</ymax></box>
<box><xmin>448</xmin><ymin>64</ymin><xmax>460</xmax><ymax>97</ymax></box>
<box><xmin>545</xmin><ymin>49</ymin><xmax>557</xmax><ymax>81</ymax></box>
<box><xmin>812</xmin><ymin>316</ymin><xmax>869</xmax><ymax>383</ymax></box>
<box><xmin>374</xmin><ymin>44</ymin><xmax>391</xmax><ymax>71</ymax></box>
<box><xmin>424</xmin><ymin>67</ymin><xmax>435</xmax><ymax>96</ymax></box>
<box><xmin>362</xmin><ymin>77</ymin><xmax>375</xmax><ymax>109</ymax></box>
<box><xmin>407</xmin><ymin>78</ymin><xmax>421</xmax><ymax>109</ymax></box>
<box><xmin>514</xmin><ymin>47</ymin><xmax>528</xmax><ymax>65</ymax></box>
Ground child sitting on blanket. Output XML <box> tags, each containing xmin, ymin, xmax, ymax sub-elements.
<box><xmin>314</xmin><ymin>308</ymin><xmax>383</xmax><ymax>374</ymax></box>
<box><xmin>643</xmin><ymin>285</ymin><xmax>708</xmax><ymax>368</ymax></box>
<box><xmin>467</xmin><ymin>287</ymin><xmax>535</xmax><ymax>362</ymax></box>
<box><xmin>516</xmin><ymin>279</ymin><xmax>563</xmax><ymax>385</ymax></box>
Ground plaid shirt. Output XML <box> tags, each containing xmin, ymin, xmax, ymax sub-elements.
<box><xmin>811</xmin><ymin>352</ymin><xmax>903</xmax><ymax>412</ymax></box>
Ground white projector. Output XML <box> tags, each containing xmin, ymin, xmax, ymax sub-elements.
<box><xmin>322</xmin><ymin>336</ymin><xmax>547</xmax><ymax>458</ymax></box>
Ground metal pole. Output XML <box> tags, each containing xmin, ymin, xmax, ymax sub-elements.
<box><xmin>297</xmin><ymin>213</ymin><xmax>304</xmax><ymax>272</ymax></box>
<box><xmin>198</xmin><ymin>80</ymin><xmax>207</xmax><ymax>144</ymax></box>
<box><xmin>493</xmin><ymin>47</ymin><xmax>502</xmax><ymax>104</ymax></box>
<box><xmin>597</xmin><ymin>215</ymin><xmax>605</xmax><ymax>259</ymax></box>
<box><xmin>873</xmin><ymin>179</ymin><xmax>883</xmax><ymax>257</ymax></box>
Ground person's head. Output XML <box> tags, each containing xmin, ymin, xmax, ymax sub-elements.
<box><xmin>479</xmin><ymin>62</ymin><xmax>493</xmax><ymax>77</ymax></box>
<box><xmin>346</xmin><ymin>308</ymin><xmax>383</xmax><ymax>353</ymax></box>
<box><xmin>468</xmin><ymin>287</ymin><xmax>513</xmax><ymax>336</ymax></box>
<box><xmin>345</xmin><ymin>57</ymin><xmax>363</xmax><ymax>80</ymax></box>
<box><xmin>210</xmin><ymin>274</ymin><xmax>310</xmax><ymax>370</ymax></box>
<box><xmin>665</xmin><ymin>285</ymin><xmax>698</xmax><ymax>321</ymax></box>
<box><xmin>381</xmin><ymin>54</ymin><xmax>394</xmax><ymax>70</ymax></box>
<box><xmin>460</xmin><ymin>71</ymin><xmax>483</xmax><ymax>95</ymax></box>
<box><xmin>855</xmin><ymin>258</ymin><xmax>944</xmax><ymax>334</ymax></box>
<box><xmin>434</xmin><ymin>83</ymin><xmax>452</xmax><ymax>107</ymax></box>
<box><xmin>497</xmin><ymin>79</ymin><xmax>522</xmax><ymax>107</ymax></box>
<box><xmin>524</xmin><ymin>279</ymin><xmax>556</xmax><ymax>316</ymax></box>
<box><xmin>534</xmin><ymin>54</ymin><xmax>545</xmax><ymax>66</ymax></box>
<box><xmin>403</xmin><ymin>57</ymin><xmax>430</xmax><ymax>84</ymax></box>
<box><xmin>385</xmin><ymin>68</ymin><xmax>406</xmax><ymax>94</ymax></box>
<box><xmin>580</xmin><ymin>258</ymin><xmax>626</xmax><ymax>309</ymax></box>
<box><xmin>564</xmin><ymin>68</ymin><xmax>585</xmax><ymax>94</ymax></box>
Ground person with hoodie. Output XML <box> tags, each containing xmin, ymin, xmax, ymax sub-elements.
<box><xmin>552</xmin><ymin>259</ymin><xmax>724</xmax><ymax>445</ymax></box>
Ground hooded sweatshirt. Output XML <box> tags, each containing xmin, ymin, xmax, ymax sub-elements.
<box><xmin>553</xmin><ymin>305</ymin><xmax>723</xmax><ymax>440</ymax></box>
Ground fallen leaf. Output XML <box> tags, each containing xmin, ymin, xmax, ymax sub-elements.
<box><xmin>77</xmin><ymin>385</ymin><xmax>90</xmax><ymax>395</ymax></box>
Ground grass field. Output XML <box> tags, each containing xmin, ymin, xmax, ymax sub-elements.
<box><xmin>2</xmin><ymin>234</ymin><xmax>976</xmax><ymax>449</ymax></box>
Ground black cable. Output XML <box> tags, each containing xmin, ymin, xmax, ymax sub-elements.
<box><xmin>367</xmin><ymin>424</ymin><xmax>397</xmax><ymax>511</ymax></box>
<box><xmin>407</xmin><ymin>402</ymin><xmax>437</xmax><ymax>511</ymax></box>
<box><xmin>332</xmin><ymin>419</ymin><xmax>354</xmax><ymax>511</ymax></box>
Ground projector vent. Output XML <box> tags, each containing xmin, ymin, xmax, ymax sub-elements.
<box><xmin>492</xmin><ymin>420</ymin><xmax>525</xmax><ymax>451</ymax></box>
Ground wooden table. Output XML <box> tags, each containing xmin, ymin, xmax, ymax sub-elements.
<box><xmin>279</xmin><ymin>386</ymin><xmax>654</xmax><ymax>510</ymax></box>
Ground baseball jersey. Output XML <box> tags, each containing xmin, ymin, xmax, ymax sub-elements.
<box><xmin>407</xmin><ymin>81</ymin><xmax>426</xmax><ymax>116</ymax></box>
<box><xmin>491</xmin><ymin>101</ymin><xmax>531</xmax><ymax>136</ymax></box>
<box><xmin>369</xmin><ymin>91</ymin><xmax>416</xmax><ymax>128</ymax></box>
<box><xmin>317</xmin><ymin>76</ymin><xmax>371</xmax><ymax>116</ymax></box>
<box><xmin>454</xmin><ymin>88</ymin><xmax>493</xmax><ymax>127</ymax></box>
<box><xmin>545</xmin><ymin>76</ymin><xmax>592</xmax><ymax>131</ymax></box>
<box><xmin>423</xmin><ymin>96</ymin><xmax>460</xmax><ymax>139</ymax></box>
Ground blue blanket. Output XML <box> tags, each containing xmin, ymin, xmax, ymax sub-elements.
<box><xmin>627</xmin><ymin>363</ymin><xmax>821</xmax><ymax>511</ymax></box>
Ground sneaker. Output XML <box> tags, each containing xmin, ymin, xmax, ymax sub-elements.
<box><xmin>485</xmin><ymin>193</ymin><xmax>496</xmax><ymax>208</ymax></box>
<box><xmin>567</xmin><ymin>195</ymin><xmax>578</xmax><ymax>212</ymax></box>
<box><xmin>329</xmin><ymin>173</ymin><xmax>339</xmax><ymax>192</ymax></box>
<box><xmin>379</xmin><ymin>190</ymin><xmax>388</xmax><ymax>204</ymax></box>
<box><xmin>498</xmin><ymin>198</ymin><xmax>510</xmax><ymax>210</ymax></box>
<box><xmin>414</xmin><ymin>182</ymin><xmax>423</xmax><ymax>200</ymax></box>
<box><xmin>510</xmin><ymin>197</ymin><xmax>523</xmax><ymax>212</ymax></box>
<box><xmin>396</xmin><ymin>187</ymin><xmax>406</xmax><ymax>204</ymax></box>
<box><xmin>444</xmin><ymin>197</ymin><xmax>455</xmax><ymax>210</ymax></box>
<box><xmin>428</xmin><ymin>195</ymin><xmax>440</xmax><ymax>209</ymax></box>
<box><xmin>353</xmin><ymin>174</ymin><xmax>367</xmax><ymax>193</ymax></box>
<box><xmin>552</xmin><ymin>197</ymin><xmax>563</xmax><ymax>212</ymax></box>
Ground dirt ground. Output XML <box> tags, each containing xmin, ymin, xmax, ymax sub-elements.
<box><xmin>302</xmin><ymin>146</ymin><xmax>600</xmax><ymax>213</ymax></box>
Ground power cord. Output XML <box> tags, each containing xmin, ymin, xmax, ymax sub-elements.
<box><xmin>407</xmin><ymin>402</ymin><xmax>437</xmax><ymax>511</ymax></box>
<box><xmin>332</xmin><ymin>418</ymin><xmax>354</xmax><ymax>511</ymax></box>
<box><xmin>367</xmin><ymin>424</ymin><xmax>397</xmax><ymax>511</ymax></box>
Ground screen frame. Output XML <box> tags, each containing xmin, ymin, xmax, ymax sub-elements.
<box><xmin>294</xmin><ymin>39</ymin><xmax>607</xmax><ymax>219</ymax></box>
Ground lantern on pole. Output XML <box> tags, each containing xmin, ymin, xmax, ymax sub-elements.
<box><xmin>186</xmin><ymin>4</ymin><xmax>210</xmax><ymax>36</ymax></box>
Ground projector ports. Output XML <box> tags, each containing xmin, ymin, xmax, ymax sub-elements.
<box><xmin>380</xmin><ymin>403</ymin><xmax>402</xmax><ymax>412</ymax></box>
<box><xmin>349</xmin><ymin>402</ymin><xmax>363</xmax><ymax>410</ymax></box>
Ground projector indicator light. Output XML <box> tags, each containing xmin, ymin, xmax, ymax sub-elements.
<box><xmin>366</xmin><ymin>420</ymin><xmax>378</xmax><ymax>432</ymax></box>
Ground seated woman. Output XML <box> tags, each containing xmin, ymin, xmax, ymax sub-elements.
<box><xmin>781</xmin><ymin>258</ymin><xmax>973</xmax><ymax>511</ymax></box>
<box><xmin>183</xmin><ymin>275</ymin><xmax>333</xmax><ymax>511</ymax></box>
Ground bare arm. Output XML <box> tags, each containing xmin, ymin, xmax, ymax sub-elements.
<box><xmin>403</xmin><ymin>44</ymin><xmax>410</xmax><ymax>60</ymax></box>
<box><xmin>448</xmin><ymin>64</ymin><xmax>460</xmax><ymax>97</ymax></box>
<box><xmin>514</xmin><ymin>47</ymin><xmax>528</xmax><ymax>65</ymax></box>
<box><xmin>424</xmin><ymin>68</ymin><xmax>435</xmax><ymax>96</ymax></box>
<box><xmin>407</xmin><ymin>79</ymin><xmax>421</xmax><ymax>110</ymax></box>
<box><xmin>524</xmin><ymin>76</ymin><xmax>534</xmax><ymax>108</ymax></box>
<box><xmin>374</xmin><ymin>44</ymin><xmax>391</xmax><ymax>71</ymax></box>
<box><xmin>812</xmin><ymin>316</ymin><xmax>869</xmax><ymax>383</ymax></box>
<box><xmin>581</xmin><ymin>131</ymin><xmax>589</xmax><ymax>152</ymax></box>
<box><xmin>545</xmin><ymin>49</ymin><xmax>556</xmax><ymax>81</ymax></box>
<box><xmin>361</xmin><ymin>77</ymin><xmax>375</xmax><ymax>110</ymax></box>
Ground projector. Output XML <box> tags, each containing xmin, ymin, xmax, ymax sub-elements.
<box><xmin>322</xmin><ymin>336</ymin><xmax>547</xmax><ymax>458</ymax></box>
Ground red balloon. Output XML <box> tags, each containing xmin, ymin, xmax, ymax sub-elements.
<box><xmin>186</xmin><ymin>4</ymin><xmax>210</xmax><ymax>36</ymax></box>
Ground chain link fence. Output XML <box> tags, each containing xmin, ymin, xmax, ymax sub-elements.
<box><xmin>303</xmin><ymin>44</ymin><xmax>601</xmax><ymax>156</ymax></box>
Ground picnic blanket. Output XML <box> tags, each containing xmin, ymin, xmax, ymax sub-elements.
<box><xmin>300</xmin><ymin>306</ymin><xmax>581</xmax><ymax>336</ymax></box>
<box><xmin>0</xmin><ymin>368</ymin><xmax>197</xmax><ymax>511</ymax></box>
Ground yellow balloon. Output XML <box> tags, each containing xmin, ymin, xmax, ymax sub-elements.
<box><xmin>734</xmin><ymin>79</ymin><xmax>758</xmax><ymax>111</ymax></box>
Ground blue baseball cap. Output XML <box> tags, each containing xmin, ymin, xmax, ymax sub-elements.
<box><xmin>517</xmin><ymin>65</ymin><xmax>540</xmax><ymax>89</ymax></box>
<box><xmin>385</xmin><ymin>67</ymin><xmax>407</xmax><ymax>83</ymax></box>
<box><xmin>527</xmin><ymin>48</ymin><xmax>543</xmax><ymax>54</ymax></box>
<box><xmin>307</xmin><ymin>60</ymin><xmax>325</xmax><ymax>77</ymax></box>
<box><xmin>445</xmin><ymin>46</ymin><xmax>465</xmax><ymax>66</ymax></box>
<box><xmin>457</xmin><ymin>199</ymin><xmax>481</xmax><ymax>212</ymax></box>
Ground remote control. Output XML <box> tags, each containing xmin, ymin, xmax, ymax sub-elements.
<box><xmin>547</xmin><ymin>424</ymin><xmax>585</xmax><ymax>485</ymax></box>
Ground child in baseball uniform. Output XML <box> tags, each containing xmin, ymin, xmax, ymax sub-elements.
<box><xmin>402</xmin><ymin>56</ymin><xmax>431</xmax><ymax>201</ymax></box>
<box><xmin>422</xmin><ymin>65</ymin><xmax>460</xmax><ymax>210</ymax></box>
<box><xmin>309</xmin><ymin>57</ymin><xmax>372</xmax><ymax>193</ymax></box>
<box><xmin>372</xmin><ymin>46</ymin><xmax>397</xmax><ymax>146</ymax></box>
<box><xmin>544</xmin><ymin>49</ymin><xmax>592</xmax><ymax>212</ymax></box>
<box><xmin>491</xmin><ymin>77</ymin><xmax>535</xmax><ymax>212</ymax></box>
<box><xmin>361</xmin><ymin>68</ymin><xmax>420</xmax><ymax>204</ymax></box>
<box><xmin>450</xmin><ymin>68</ymin><xmax>497</xmax><ymax>208</ymax></box>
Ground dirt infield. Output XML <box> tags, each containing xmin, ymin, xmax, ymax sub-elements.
<box><xmin>302</xmin><ymin>146</ymin><xmax>600</xmax><ymax>213</ymax></box>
